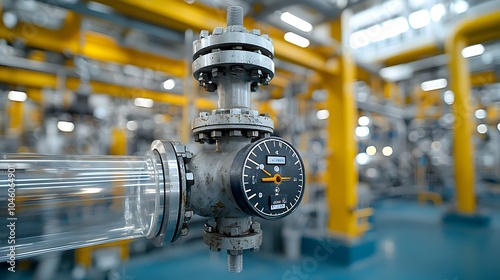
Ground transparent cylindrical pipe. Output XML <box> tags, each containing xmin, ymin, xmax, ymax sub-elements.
<box><xmin>0</xmin><ymin>151</ymin><xmax>164</xmax><ymax>261</ymax></box>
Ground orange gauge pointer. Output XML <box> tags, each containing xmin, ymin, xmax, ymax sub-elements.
<box><xmin>261</xmin><ymin>174</ymin><xmax>291</xmax><ymax>184</ymax></box>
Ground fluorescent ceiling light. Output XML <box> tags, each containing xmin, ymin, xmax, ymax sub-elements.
<box><xmin>475</xmin><ymin>109</ymin><xmax>486</xmax><ymax>119</ymax></box>
<box><xmin>355</xmin><ymin>126</ymin><xmax>370</xmax><ymax>138</ymax></box>
<box><xmin>316</xmin><ymin>109</ymin><xmax>329</xmax><ymax>120</ymax></box>
<box><xmin>443</xmin><ymin>90</ymin><xmax>454</xmax><ymax>105</ymax></box>
<box><xmin>8</xmin><ymin>90</ymin><xmax>27</xmax><ymax>102</ymax></box>
<box><xmin>134</xmin><ymin>97</ymin><xmax>154</xmax><ymax>108</ymax></box>
<box><xmin>358</xmin><ymin>116</ymin><xmax>370</xmax><ymax>126</ymax></box>
<box><xmin>80</xmin><ymin>188</ymin><xmax>102</xmax><ymax>194</ymax></box>
<box><xmin>162</xmin><ymin>79</ymin><xmax>175</xmax><ymax>90</ymax></box>
<box><xmin>421</xmin><ymin>78</ymin><xmax>447</xmax><ymax>91</ymax></box>
<box><xmin>366</xmin><ymin>145</ymin><xmax>377</xmax><ymax>156</ymax></box>
<box><xmin>453</xmin><ymin>0</ymin><xmax>469</xmax><ymax>14</ymax></box>
<box><xmin>356</xmin><ymin>153</ymin><xmax>370</xmax><ymax>165</ymax></box>
<box><xmin>382</xmin><ymin>146</ymin><xmax>393</xmax><ymax>156</ymax></box>
<box><xmin>57</xmin><ymin>121</ymin><xmax>75</xmax><ymax>132</ymax></box>
<box><xmin>126</xmin><ymin>120</ymin><xmax>138</xmax><ymax>131</ymax></box>
<box><xmin>280</xmin><ymin>12</ymin><xmax>313</xmax><ymax>32</ymax></box>
<box><xmin>284</xmin><ymin>32</ymin><xmax>310</xmax><ymax>48</ymax></box>
<box><xmin>477</xmin><ymin>124</ymin><xmax>487</xmax><ymax>134</ymax></box>
<box><xmin>430</xmin><ymin>3</ymin><xmax>446</xmax><ymax>22</ymax></box>
<box><xmin>409</xmin><ymin>9</ymin><xmax>430</xmax><ymax>29</ymax></box>
<box><xmin>462</xmin><ymin>44</ymin><xmax>484</xmax><ymax>58</ymax></box>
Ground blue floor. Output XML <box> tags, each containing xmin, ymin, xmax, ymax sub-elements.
<box><xmin>123</xmin><ymin>199</ymin><xmax>500</xmax><ymax>280</ymax></box>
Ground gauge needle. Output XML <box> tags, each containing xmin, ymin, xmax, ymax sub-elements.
<box><xmin>261</xmin><ymin>177</ymin><xmax>275</xmax><ymax>182</ymax></box>
<box><xmin>281</xmin><ymin>176</ymin><xmax>291</xmax><ymax>181</ymax></box>
<box><xmin>261</xmin><ymin>169</ymin><xmax>272</xmax><ymax>176</ymax></box>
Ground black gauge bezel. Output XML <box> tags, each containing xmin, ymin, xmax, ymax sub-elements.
<box><xmin>230</xmin><ymin>136</ymin><xmax>305</xmax><ymax>220</ymax></box>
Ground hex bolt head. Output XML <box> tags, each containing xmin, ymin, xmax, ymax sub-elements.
<box><xmin>205</xmin><ymin>82</ymin><xmax>217</xmax><ymax>92</ymax></box>
<box><xmin>185</xmin><ymin>172</ymin><xmax>194</xmax><ymax>183</ymax></box>
<box><xmin>199</xmin><ymin>111</ymin><xmax>209</xmax><ymax>117</ymax></box>
<box><xmin>211</xmin><ymin>67</ymin><xmax>224</xmax><ymax>78</ymax></box>
<box><xmin>246</xmin><ymin>131</ymin><xmax>259</xmax><ymax>138</ymax></box>
<box><xmin>251</xmin><ymin>222</ymin><xmax>261</xmax><ymax>231</ymax></box>
<box><xmin>184</xmin><ymin>210</ymin><xmax>194</xmax><ymax>221</ymax></box>
<box><xmin>213</xmin><ymin>27</ymin><xmax>224</xmax><ymax>35</ymax></box>
<box><xmin>210</xmin><ymin>246</ymin><xmax>220</xmax><ymax>252</ymax></box>
<box><xmin>250</xmin><ymin>69</ymin><xmax>262</xmax><ymax>80</ymax></box>
<box><xmin>251</xmin><ymin>82</ymin><xmax>260</xmax><ymax>92</ymax></box>
<box><xmin>261</xmin><ymin>34</ymin><xmax>269</xmax><ymax>40</ymax></box>
<box><xmin>181</xmin><ymin>224</ymin><xmax>189</xmax><ymax>236</ymax></box>
<box><xmin>250</xmin><ymin>29</ymin><xmax>261</xmax><ymax>35</ymax></box>
<box><xmin>205</xmin><ymin>224</ymin><xmax>213</xmax><ymax>233</ymax></box>
<box><xmin>229</xmin><ymin>108</ymin><xmax>242</xmax><ymax>114</ymax></box>
<box><xmin>229</xmin><ymin>130</ymin><xmax>242</xmax><ymax>137</ymax></box>
<box><xmin>230</xmin><ymin>65</ymin><xmax>245</xmax><ymax>76</ymax></box>
<box><xmin>199</xmin><ymin>133</ymin><xmax>208</xmax><ymax>141</ymax></box>
<box><xmin>200</xmin><ymin>30</ymin><xmax>209</xmax><ymax>39</ymax></box>
<box><xmin>211</xmin><ymin>131</ymin><xmax>222</xmax><ymax>138</ymax></box>
<box><xmin>229</xmin><ymin>227</ymin><xmax>240</xmax><ymax>236</ymax></box>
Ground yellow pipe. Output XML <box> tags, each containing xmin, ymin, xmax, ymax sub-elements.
<box><xmin>0</xmin><ymin>67</ymin><xmax>215</xmax><ymax>109</ymax></box>
<box><xmin>7</xmin><ymin>101</ymin><xmax>24</xmax><ymax>135</ymax></box>
<box><xmin>381</xmin><ymin>43</ymin><xmax>443</xmax><ymax>67</ymax></box>
<box><xmin>0</xmin><ymin>12</ymin><xmax>186</xmax><ymax>77</ymax></box>
<box><xmin>94</xmin><ymin>0</ymin><xmax>337</xmax><ymax>75</ymax></box>
<box><xmin>447</xmin><ymin>11</ymin><xmax>500</xmax><ymax>214</ymax></box>
<box><xmin>324</xmin><ymin>19</ymin><xmax>360</xmax><ymax>239</ymax></box>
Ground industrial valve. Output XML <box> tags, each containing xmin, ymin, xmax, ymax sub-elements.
<box><xmin>0</xmin><ymin>6</ymin><xmax>305</xmax><ymax>274</ymax></box>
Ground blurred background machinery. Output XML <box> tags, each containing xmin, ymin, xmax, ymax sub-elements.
<box><xmin>1</xmin><ymin>0</ymin><xmax>500</xmax><ymax>279</ymax></box>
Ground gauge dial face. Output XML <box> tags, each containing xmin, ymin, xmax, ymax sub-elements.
<box><xmin>231</xmin><ymin>137</ymin><xmax>305</xmax><ymax>219</ymax></box>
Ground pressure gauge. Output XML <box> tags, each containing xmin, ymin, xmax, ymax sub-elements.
<box><xmin>231</xmin><ymin>137</ymin><xmax>305</xmax><ymax>219</ymax></box>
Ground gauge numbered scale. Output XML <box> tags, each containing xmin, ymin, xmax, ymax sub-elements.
<box><xmin>231</xmin><ymin>137</ymin><xmax>305</xmax><ymax>219</ymax></box>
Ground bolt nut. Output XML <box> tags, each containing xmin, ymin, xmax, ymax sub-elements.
<box><xmin>205</xmin><ymin>82</ymin><xmax>217</xmax><ymax>92</ymax></box>
<box><xmin>247</xmin><ymin>131</ymin><xmax>259</xmax><ymax>138</ymax></box>
<box><xmin>229</xmin><ymin>227</ymin><xmax>240</xmax><ymax>236</ymax></box>
<box><xmin>251</xmin><ymin>222</ymin><xmax>261</xmax><ymax>230</ymax></box>
<box><xmin>250</xmin><ymin>69</ymin><xmax>263</xmax><ymax>80</ymax></box>
<box><xmin>251</xmin><ymin>82</ymin><xmax>260</xmax><ymax>92</ymax></box>
<box><xmin>181</xmin><ymin>224</ymin><xmax>189</xmax><ymax>236</ymax></box>
<box><xmin>205</xmin><ymin>224</ymin><xmax>214</xmax><ymax>233</ymax></box>
<box><xmin>229</xmin><ymin>108</ymin><xmax>242</xmax><ymax>114</ymax></box>
<box><xmin>199</xmin><ymin>111</ymin><xmax>209</xmax><ymax>117</ymax></box>
<box><xmin>210</xmin><ymin>246</ymin><xmax>220</xmax><ymax>252</ymax></box>
<box><xmin>199</xmin><ymin>133</ymin><xmax>209</xmax><ymax>141</ymax></box>
<box><xmin>230</xmin><ymin>65</ymin><xmax>245</xmax><ymax>76</ymax></box>
<box><xmin>263</xmin><ymin>132</ymin><xmax>271</xmax><ymax>138</ymax></box>
<box><xmin>250</xmin><ymin>29</ymin><xmax>261</xmax><ymax>35</ymax></box>
<box><xmin>184</xmin><ymin>210</ymin><xmax>194</xmax><ymax>221</ymax></box>
<box><xmin>211</xmin><ymin>67</ymin><xmax>224</xmax><ymax>78</ymax></box>
<box><xmin>186</xmin><ymin>172</ymin><xmax>194</xmax><ymax>183</ymax></box>
<box><xmin>229</xmin><ymin>130</ymin><xmax>242</xmax><ymax>137</ymax></box>
<box><xmin>200</xmin><ymin>30</ymin><xmax>209</xmax><ymax>39</ymax></box>
<box><xmin>184</xmin><ymin>151</ymin><xmax>193</xmax><ymax>160</ymax></box>
<box><xmin>213</xmin><ymin>27</ymin><xmax>224</xmax><ymax>35</ymax></box>
<box><xmin>211</xmin><ymin>131</ymin><xmax>222</xmax><ymax>138</ymax></box>
<box><xmin>261</xmin><ymin>34</ymin><xmax>269</xmax><ymax>40</ymax></box>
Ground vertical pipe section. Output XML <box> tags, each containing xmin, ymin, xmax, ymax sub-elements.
<box><xmin>325</xmin><ymin>17</ymin><xmax>360</xmax><ymax>238</ymax></box>
<box><xmin>448</xmin><ymin>38</ymin><xmax>476</xmax><ymax>214</ymax></box>
<box><xmin>446</xmin><ymin>11</ymin><xmax>500</xmax><ymax>214</ymax></box>
<box><xmin>0</xmin><ymin>153</ymin><xmax>163</xmax><ymax>260</ymax></box>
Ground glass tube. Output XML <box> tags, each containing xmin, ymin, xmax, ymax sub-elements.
<box><xmin>0</xmin><ymin>152</ymin><xmax>163</xmax><ymax>261</ymax></box>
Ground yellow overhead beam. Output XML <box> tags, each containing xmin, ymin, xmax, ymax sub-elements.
<box><xmin>0</xmin><ymin>12</ymin><xmax>186</xmax><ymax>77</ymax></box>
<box><xmin>380</xmin><ymin>43</ymin><xmax>443</xmax><ymax>67</ymax></box>
<box><xmin>93</xmin><ymin>0</ymin><xmax>336</xmax><ymax>74</ymax></box>
<box><xmin>0</xmin><ymin>67</ymin><xmax>215</xmax><ymax>109</ymax></box>
<box><xmin>447</xmin><ymin>11</ymin><xmax>500</xmax><ymax>215</ymax></box>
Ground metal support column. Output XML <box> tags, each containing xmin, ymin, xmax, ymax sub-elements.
<box><xmin>325</xmin><ymin>18</ymin><xmax>359</xmax><ymax>239</ymax></box>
